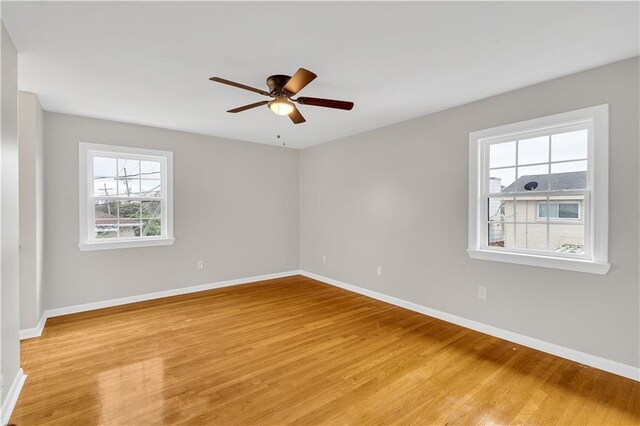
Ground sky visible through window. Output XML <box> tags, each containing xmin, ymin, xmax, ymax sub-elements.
<box><xmin>93</xmin><ymin>157</ymin><xmax>161</xmax><ymax>198</ymax></box>
<box><xmin>489</xmin><ymin>129</ymin><xmax>587</xmax><ymax>192</ymax></box>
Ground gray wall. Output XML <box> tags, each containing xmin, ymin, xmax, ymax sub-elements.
<box><xmin>43</xmin><ymin>113</ymin><xmax>299</xmax><ymax>309</ymax></box>
<box><xmin>1</xmin><ymin>22</ymin><xmax>21</xmax><ymax>403</ymax></box>
<box><xmin>300</xmin><ymin>57</ymin><xmax>640</xmax><ymax>368</ymax></box>
<box><xmin>18</xmin><ymin>92</ymin><xmax>44</xmax><ymax>330</ymax></box>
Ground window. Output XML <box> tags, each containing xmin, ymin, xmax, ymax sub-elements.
<box><xmin>78</xmin><ymin>143</ymin><xmax>174</xmax><ymax>251</ymax></box>
<box><xmin>468</xmin><ymin>105</ymin><xmax>609</xmax><ymax>274</ymax></box>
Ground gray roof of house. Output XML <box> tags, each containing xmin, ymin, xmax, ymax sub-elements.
<box><xmin>501</xmin><ymin>171</ymin><xmax>586</xmax><ymax>193</ymax></box>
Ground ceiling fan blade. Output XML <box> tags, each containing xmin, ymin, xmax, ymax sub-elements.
<box><xmin>288</xmin><ymin>105</ymin><xmax>306</xmax><ymax>124</ymax></box>
<box><xmin>296</xmin><ymin>97</ymin><xmax>354</xmax><ymax>110</ymax></box>
<box><xmin>227</xmin><ymin>101</ymin><xmax>269</xmax><ymax>113</ymax></box>
<box><xmin>210</xmin><ymin>76</ymin><xmax>270</xmax><ymax>96</ymax></box>
<box><xmin>283</xmin><ymin>68</ymin><xmax>317</xmax><ymax>95</ymax></box>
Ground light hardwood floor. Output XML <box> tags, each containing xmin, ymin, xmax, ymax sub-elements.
<box><xmin>12</xmin><ymin>275</ymin><xmax>640</xmax><ymax>425</ymax></box>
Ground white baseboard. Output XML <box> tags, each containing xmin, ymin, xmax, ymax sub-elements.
<box><xmin>1</xmin><ymin>368</ymin><xmax>26</xmax><ymax>425</ymax></box>
<box><xmin>45</xmin><ymin>270</ymin><xmax>301</xmax><ymax>318</ymax></box>
<box><xmin>19</xmin><ymin>314</ymin><xmax>48</xmax><ymax>340</ymax></box>
<box><xmin>19</xmin><ymin>268</ymin><xmax>639</xmax><ymax>382</ymax></box>
<box><xmin>300</xmin><ymin>270</ymin><xmax>640</xmax><ymax>382</ymax></box>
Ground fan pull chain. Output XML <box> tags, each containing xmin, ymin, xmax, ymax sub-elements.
<box><xmin>276</xmin><ymin>114</ymin><xmax>285</xmax><ymax>146</ymax></box>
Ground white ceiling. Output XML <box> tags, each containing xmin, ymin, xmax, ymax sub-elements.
<box><xmin>3</xmin><ymin>1</ymin><xmax>639</xmax><ymax>149</ymax></box>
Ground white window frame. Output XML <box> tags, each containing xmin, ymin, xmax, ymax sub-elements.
<box><xmin>468</xmin><ymin>105</ymin><xmax>610</xmax><ymax>274</ymax></box>
<box><xmin>78</xmin><ymin>142</ymin><xmax>174</xmax><ymax>251</ymax></box>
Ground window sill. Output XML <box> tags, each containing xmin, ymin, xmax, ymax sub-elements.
<box><xmin>467</xmin><ymin>249</ymin><xmax>610</xmax><ymax>275</ymax></box>
<box><xmin>78</xmin><ymin>238</ymin><xmax>175</xmax><ymax>251</ymax></box>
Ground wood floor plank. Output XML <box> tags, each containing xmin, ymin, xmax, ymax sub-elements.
<box><xmin>11</xmin><ymin>275</ymin><xmax>640</xmax><ymax>425</ymax></box>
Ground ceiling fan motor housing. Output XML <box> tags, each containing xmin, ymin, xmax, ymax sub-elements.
<box><xmin>267</xmin><ymin>75</ymin><xmax>292</xmax><ymax>96</ymax></box>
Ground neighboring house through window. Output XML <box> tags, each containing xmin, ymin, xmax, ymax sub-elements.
<box><xmin>78</xmin><ymin>143</ymin><xmax>174</xmax><ymax>251</ymax></box>
<box><xmin>468</xmin><ymin>105</ymin><xmax>609</xmax><ymax>274</ymax></box>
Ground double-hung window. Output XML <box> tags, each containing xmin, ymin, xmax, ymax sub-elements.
<box><xmin>79</xmin><ymin>143</ymin><xmax>174</xmax><ymax>251</ymax></box>
<box><xmin>468</xmin><ymin>105</ymin><xmax>609</xmax><ymax>274</ymax></box>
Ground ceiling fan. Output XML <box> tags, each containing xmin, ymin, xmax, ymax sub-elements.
<box><xmin>209</xmin><ymin>68</ymin><xmax>354</xmax><ymax>124</ymax></box>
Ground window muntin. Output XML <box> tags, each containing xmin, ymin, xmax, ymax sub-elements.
<box><xmin>486</xmin><ymin>196</ymin><xmax>586</xmax><ymax>254</ymax></box>
<box><xmin>90</xmin><ymin>155</ymin><xmax>164</xmax><ymax>241</ymax></box>
<box><xmin>487</xmin><ymin>128</ymin><xmax>588</xmax><ymax>194</ymax></box>
<box><xmin>484</xmin><ymin>126</ymin><xmax>589</xmax><ymax>258</ymax></box>
<box><xmin>79</xmin><ymin>143</ymin><xmax>173</xmax><ymax>250</ymax></box>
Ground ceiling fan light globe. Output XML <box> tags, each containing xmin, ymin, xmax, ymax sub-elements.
<box><xmin>269</xmin><ymin>99</ymin><xmax>295</xmax><ymax>116</ymax></box>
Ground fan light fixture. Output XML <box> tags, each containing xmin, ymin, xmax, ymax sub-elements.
<box><xmin>268</xmin><ymin>98</ymin><xmax>295</xmax><ymax>116</ymax></box>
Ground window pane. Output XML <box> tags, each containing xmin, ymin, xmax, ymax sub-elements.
<box><xmin>141</xmin><ymin>160</ymin><xmax>161</xmax><ymax>179</ymax></box>
<box><xmin>518</xmin><ymin>136</ymin><xmax>549</xmax><ymax>165</ymax></box>
<box><xmin>558</xmin><ymin>203</ymin><xmax>580</xmax><ymax>219</ymax></box>
<box><xmin>549</xmin><ymin>224</ymin><xmax>585</xmax><ymax>254</ymax></box>
<box><xmin>94</xmin><ymin>178</ymin><xmax>118</xmax><ymax>196</ymax></box>
<box><xmin>119</xmin><ymin>223</ymin><xmax>141</xmax><ymax>238</ymax></box>
<box><xmin>489</xmin><ymin>141</ymin><xmax>516</xmax><ymax>168</ymax></box>
<box><xmin>93</xmin><ymin>157</ymin><xmax>117</xmax><ymax>196</ymax></box>
<box><xmin>488</xmin><ymin>198</ymin><xmax>500</xmax><ymax>222</ymax></box>
<box><xmin>512</xmin><ymin>164</ymin><xmax>548</xmax><ymax>192</ymax></box>
<box><xmin>141</xmin><ymin>161</ymin><xmax>162</xmax><ymax>197</ymax></box>
<box><xmin>551</xmin><ymin>129</ymin><xmax>587</xmax><ymax>162</ymax></box>
<box><xmin>119</xmin><ymin>200</ymin><xmax>141</xmax><ymax>219</ymax></box>
<box><xmin>490</xmin><ymin>168</ymin><xmax>515</xmax><ymax>193</ymax></box>
<box><xmin>488</xmin><ymin>197</ymin><xmax>514</xmax><ymax>222</ymax></box>
<box><xmin>95</xmin><ymin>219</ymin><xmax>118</xmax><ymax>239</ymax></box>
<box><xmin>142</xmin><ymin>201</ymin><xmax>161</xmax><ymax>218</ymax></box>
<box><xmin>94</xmin><ymin>156</ymin><xmax>116</xmax><ymax>178</ymax></box>
<box><xmin>514</xmin><ymin>197</ymin><xmax>545</xmax><ymax>222</ymax></box>
<box><xmin>141</xmin><ymin>219</ymin><xmax>162</xmax><ymax>237</ymax></box>
<box><xmin>550</xmin><ymin>160</ymin><xmax>587</xmax><ymax>174</ymax></box>
<box><xmin>549</xmin><ymin>161</ymin><xmax>587</xmax><ymax>190</ymax></box>
<box><xmin>140</xmin><ymin>178</ymin><xmax>162</xmax><ymax>197</ymax></box>
<box><xmin>503</xmin><ymin>222</ymin><xmax>515</xmax><ymax>249</ymax></box>
<box><xmin>518</xmin><ymin>164</ymin><xmax>548</xmax><ymax>177</ymax></box>
<box><xmin>95</xmin><ymin>200</ymin><xmax>118</xmax><ymax>220</ymax></box>
<box><xmin>488</xmin><ymin>222</ymin><xmax>505</xmax><ymax>247</ymax></box>
<box><xmin>118</xmin><ymin>159</ymin><xmax>141</xmax><ymax>197</ymax></box>
<box><xmin>513</xmin><ymin>223</ymin><xmax>547</xmax><ymax>251</ymax></box>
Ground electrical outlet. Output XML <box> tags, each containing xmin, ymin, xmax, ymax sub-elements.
<box><xmin>377</xmin><ymin>266</ymin><xmax>382</xmax><ymax>276</ymax></box>
<box><xmin>478</xmin><ymin>286</ymin><xmax>487</xmax><ymax>300</ymax></box>
<box><xmin>322</xmin><ymin>255</ymin><xmax>327</xmax><ymax>264</ymax></box>
<box><xmin>197</xmin><ymin>260</ymin><xmax>204</xmax><ymax>270</ymax></box>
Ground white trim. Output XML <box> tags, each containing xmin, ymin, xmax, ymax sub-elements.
<box><xmin>467</xmin><ymin>249</ymin><xmax>610</xmax><ymax>274</ymax></box>
<box><xmin>1</xmin><ymin>368</ymin><xmax>27</xmax><ymax>426</ymax></box>
<box><xmin>19</xmin><ymin>314</ymin><xmax>48</xmax><ymax>340</ymax></box>
<box><xmin>45</xmin><ymin>270</ymin><xmax>301</xmax><ymax>318</ymax></box>
<box><xmin>78</xmin><ymin>237</ymin><xmax>175</xmax><ymax>251</ymax></box>
<box><xmin>300</xmin><ymin>271</ymin><xmax>638</xmax><ymax>382</ymax></box>
<box><xmin>78</xmin><ymin>142</ymin><xmax>174</xmax><ymax>251</ymax></box>
<box><xmin>468</xmin><ymin>104</ymin><xmax>609</xmax><ymax>273</ymax></box>
<box><xmin>14</xmin><ymin>271</ymin><xmax>638</xmax><ymax>383</ymax></box>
